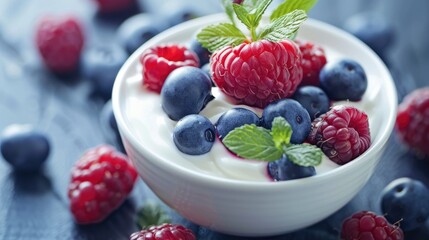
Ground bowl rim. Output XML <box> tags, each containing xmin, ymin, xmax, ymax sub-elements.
<box><xmin>112</xmin><ymin>13</ymin><xmax>398</xmax><ymax>190</ymax></box>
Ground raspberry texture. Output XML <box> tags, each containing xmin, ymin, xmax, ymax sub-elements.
<box><xmin>210</xmin><ymin>39</ymin><xmax>303</xmax><ymax>108</ymax></box>
<box><xmin>68</xmin><ymin>145</ymin><xmax>137</xmax><ymax>224</ymax></box>
<box><xmin>295</xmin><ymin>39</ymin><xmax>327</xmax><ymax>86</ymax></box>
<box><xmin>92</xmin><ymin>0</ymin><xmax>135</xmax><ymax>13</ymax></box>
<box><xmin>307</xmin><ymin>106</ymin><xmax>370</xmax><ymax>165</ymax></box>
<box><xmin>36</xmin><ymin>16</ymin><xmax>84</xmax><ymax>73</ymax></box>
<box><xmin>396</xmin><ymin>87</ymin><xmax>429</xmax><ymax>156</ymax></box>
<box><xmin>130</xmin><ymin>223</ymin><xmax>196</xmax><ymax>240</ymax></box>
<box><xmin>140</xmin><ymin>44</ymin><xmax>199</xmax><ymax>93</ymax></box>
<box><xmin>341</xmin><ymin>211</ymin><xmax>404</xmax><ymax>240</ymax></box>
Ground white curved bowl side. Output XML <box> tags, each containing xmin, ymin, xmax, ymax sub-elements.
<box><xmin>113</xmin><ymin>14</ymin><xmax>397</xmax><ymax>236</ymax></box>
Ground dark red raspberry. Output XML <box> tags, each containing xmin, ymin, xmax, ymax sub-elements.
<box><xmin>341</xmin><ymin>211</ymin><xmax>404</xmax><ymax>240</ymax></box>
<box><xmin>130</xmin><ymin>223</ymin><xmax>196</xmax><ymax>240</ymax></box>
<box><xmin>307</xmin><ymin>105</ymin><xmax>371</xmax><ymax>165</ymax></box>
<box><xmin>68</xmin><ymin>145</ymin><xmax>137</xmax><ymax>224</ymax></box>
<box><xmin>91</xmin><ymin>0</ymin><xmax>135</xmax><ymax>13</ymax></box>
<box><xmin>36</xmin><ymin>16</ymin><xmax>84</xmax><ymax>74</ymax></box>
<box><xmin>396</xmin><ymin>87</ymin><xmax>429</xmax><ymax>156</ymax></box>
<box><xmin>295</xmin><ymin>39</ymin><xmax>327</xmax><ymax>86</ymax></box>
<box><xmin>140</xmin><ymin>44</ymin><xmax>199</xmax><ymax>93</ymax></box>
<box><xmin>211</xmin><ymin>39</ymin><xmax>303</xmax><ymax>108</ymax></box>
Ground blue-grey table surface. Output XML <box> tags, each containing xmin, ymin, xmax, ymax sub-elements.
<box><xmin>1</xmin><ymin>0</ymin><xmax>428</xmax><ymax>239</ymax></box>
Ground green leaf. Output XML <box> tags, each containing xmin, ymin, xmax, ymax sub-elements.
<box><xmin>196</xmin><ymin>23</ymin><xmax>247</xmax><ymax>52</ymax></box>
<box><xmin>222</xmin><ymin>0</ymin><xmax>236</xmax><ymax>25</ymax></box>
<box><xmin>223</xmin><ymin>124</ymin><xmax>283</xmax><ymax>161</ymax></box>
<box><xmin>137</xmin><ymin>202</ymin><xmax>171</xmax><ymax>229</ymax></box>
<box><xmin>271</xmin><ymin>117</ymin><xmax>292</xmax><ymax>149</ymax></box>
<box><xmin>252</xmin><ymin>0</ymin><xmax>273</xmax><ymax>29</ymax></box>
<box><xmin>270</xmin><ymin>0</ymin><xmax>318</xmax><ymax>21</ymax></box>
<box><xmin>233</xmin><ymin>0</ymin><xmax>272</xmax><ymax>34</ymax></box>
<box><xmin>233</xmin><ymin>4</ymin><xmax>253</xmax><ymax>30</ymax></box>
<box><xmin>259</xmin><ymin>9</ymin><xmax>307</xmax><ymax>41</ymax></box>
<box><xmin>284</xmin><ymin>144</ymin><xmax>322</xmax><ymax>167</ymax></box>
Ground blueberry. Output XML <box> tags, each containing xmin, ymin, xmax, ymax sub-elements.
<box><xmin>292</xmin><ymin>86</ymin><xmax>330</xmax><ymax>120</ymax></box>
<box><xmin>173</xmin><ymin>114</ymin><xmax>215</xmax><ymax>155</ymax></box>
<box><xmin>261</xmin><ymin>99</ymin><xmax>311</xmax><ymax>144</ymax></box>
<box><xmin>267</xmin><ymin>155</ymin><xmax>315</xmax><ymax>181</ymax></box>
<box><xmin>201</xmin><ymin>63</ymin><xmax>215</xmax><ymax>87</ymax></box>
<box><xmin>161</xmin><ymin>66</ymin><xmax>213</xmax><ymax>121</ymax></box>
<box><xmin>381</xmin><ymin>177</ymin><xmax>429</xmax><ymax>231</ymax></box>
<box><xmin>82</xmin><ymin>45</ymin><xmax>127</xmax><ymax>101</ymax></box>
<box><xmin>0</xmin><ymin>125</ymin><xmax>50</xmax><ymax>172</ymax></box>
<box><xmin>189</xmin><ymin>38</ymin><xmax>210</xmax><ymax>67</ymax></box>
<box><xmin>160</xmin><ymin>2</ymin><xmax>201</xmax><ymax>27</ymax></box>
<box><xmin>215</xmin><ymin>108</ymin><xmax>260</xmax><ymax>139</ymax></box>
<box><xmin>117</xmin><ymin>13</ymin><xmax>167</xmax><ymax>55</ymax></box>
<box><xmin>319</xmin><ymin>59</ymin><xmax>367</xmax><ymax>101</ymax></box>
<box><xmin>100</xmin><ymin>101</ymin><xmax>125</xmax><ymax>152</ymax></box>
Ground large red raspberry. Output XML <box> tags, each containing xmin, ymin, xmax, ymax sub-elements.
<box><xmin>396</xmin><ymin>87</ymin><xmax>429</xmax><ymax>156</ymax></box>
<box><xmin>36</xmin><ymin>16</ymin><xmax>84</xmax><ymax>74</ymax></box>
<box><xmin>140</xmin><ymin>44</ymin><xmax>199</xmax><ymax>93</ymax></box>
<box><xmin>307</xmin><ymin>105</ymin><xmax>371</xmax><ymax>165</ymax></box>
<box><xmin>130</xmin><ymin>223</ymin><xmax>196</xmax><ymax>240</ymax></box>
<box><xmin>210</xmin><ymin>39</ymin><xmax>303</xmax><ymax>108</ymax></box>
<box><xmin>295</xmin><ymin>39</ymin><xmax>327</xmax><ymax>86</ymax></box>
<box><xmin>91</xmin><ymin>0</ymin><xmax>135</xmax><ymax>13</ymax></box>
<box><xmin>341</xmin><ymin>211</ymin><xmax>404</xmax><ymax>240</ymax></box>
<box><xmin>68</xmin><ymin>145</ymin><xmax>137</xmax><ymax>224</ymax></box>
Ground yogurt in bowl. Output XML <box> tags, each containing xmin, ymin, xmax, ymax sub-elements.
<box><xmin>112</xmin><ymin>13</ymin><xmax>396</xmax><ymax>236</ymax></box>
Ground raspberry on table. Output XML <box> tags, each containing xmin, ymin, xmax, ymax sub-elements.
<box><xmin>129</xmin><ymin>223</ymin><xmax>196</xmax><ymax>240</ymax></box>
<box><xmin>341</xmin><ymin>211</ymin><xmax>404</xmax><ymax>240</ymax></box>
<box><xmin>36</xmin><ymin>16</ymin><xmax>84</xmax><ymax>74</ymax></box>
<box><xmin>295</xmin><ymin>39</ymin><xmax>327</xmax><ymax>86</ymax></box>
<box><xmin>68</xmin><ymin>145</ymin><xmax>137</xmax><ymax>224</ymax></box>
<box><xmin>210</xmin><ymin>39</ymin><xmax>303</xmax><ymax>108</ymax></box>
<box><xmin>396</xmin><ymin>87</ymin><xmax>429</xmax><ymax>156</ymax></box>
<box><xmin>307</xmin><ymin>105</ymin><xmax>371</xmax><ymax>165</ymax></box>
<box><xmin>140</xmin><ymin>44</ymin><xmax>199</xmax><ymax>93</ymax></box>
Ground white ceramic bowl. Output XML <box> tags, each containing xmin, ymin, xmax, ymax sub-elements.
<box><xmin>112</xmin><ymin>14</ymin><xmax>397</xmax><ymax>237</ymax></box>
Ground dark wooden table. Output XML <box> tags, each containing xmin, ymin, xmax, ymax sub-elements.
<box><xmin>1</xmin><ymin>0</ymin><xmax>428</xmax><ymax>239</ymax></box>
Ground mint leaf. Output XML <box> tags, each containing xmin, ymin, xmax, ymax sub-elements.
<box><xmin>197</xmin><ymin>23</ymin><xmax>247</xmax><ymax>52</ymax></box>
<box><xmin>270</xmin><ymin>0</ymin><xmax>318</xmax><ymax>21</ymax></box>
<box><xmin>222</xmin><ymin>0</ymin><xmax>236</xmax><ymax>25</ymax></box>
<box><xmin>223</xmin><ymin>124</ymin><xmax>283</xmax><ymax>161</ymax></box>
<box><xmin>252</xmin><ymin>0</ymin><xmax>273</xmax><ymax>30</ymax></box>
<box><xmin>232</xmin><ymin>4</ymin><xmax>253</xmax><ymax>30</ymax></box>
<box><xmin>137</xmin><ymin>202</ymin><xmax>171</xmax><ymax>229</ymax></box>
<box><xmin>259</xmin><ymin>9</ymin><xmax>307</xmax><ymax>41</ymax></box>
<box><xmin>284</xmin><ymin>144</ymin><xmax>322</xmax><ymax>167</ymax></box>
<box><xmin>271</xmin><ymin>117</ymin><xmax>292</xmax><ymax>149</ymax></box>
<box><xmin>233</xmin><ymin>0</ymin><xmax>272</xmax><ymax>40</ymax></box>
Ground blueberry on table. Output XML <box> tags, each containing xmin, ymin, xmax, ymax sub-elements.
<box><xmin>0</xmin><ymin>125</ymin><xmax>50</xmax><ymax>172</ymax></box>
<box><xmin>292</xmin><ymin>86</ymin><xmax>330</xmax><ymax>120</ymax></box>
<box><xmin>173</xmin><ymin>114</ymin><xmax>215</xmax><ymax>155</ymax></box>
<box><xmin>267</xmin><ymin>155</ymin><xmax>315</xmax><ymax>181</ymax></box>
<box><xmin>381</xmin><ymin>177</ymin><xmax>429</xmax><ymax>231</ymax></box>
<box><xmin>160</xmin><ymin>2</ymin><xmax>201</xmax><ymax>27</ymax></box>
<box><xmin>262</xmin><ymin>99</ymin><xmax>311</xmax><ymax>144</ymax></box>
<box><xmin>319</xmin><ymin>59</ymin><xmax>367</xmax><ymax>101</ymax></box>
<box><xmin>215</xmin><ymin>108</ymin><xmax>260</xmax><ymax>139</ymax></box>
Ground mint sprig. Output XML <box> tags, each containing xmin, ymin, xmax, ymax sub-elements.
<box><xmin>222</xmin><ymin>117</ymin><xmax>322</xmax><ymax>167</ymax></box>
<box><xmin>197</xmin><ymin>23</ymin><xmax>247</xmax><ymax>52</ymax></box>
<box><xmin>270</xmin><ymin>0</ymin><xmax>318</xmax><ymax>21</ymax></box>
<box><xmin>137</xmin><ymin>202</ymin><xmax>171</xmax><ymax>229</ymax></box>
<box><xmin>259</xmin><ymin>9</ymin><xmax>307</xmax><ymax>42</ymax></box>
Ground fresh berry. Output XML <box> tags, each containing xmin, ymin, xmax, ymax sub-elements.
<box><xmin>267</xmin><ymin>155</ymin><xmax>315</xmax><ymax>181</ymax></box>
<box><xmin>233</xmin><ymin>0</ymin><xmax>244</xmax><ymax>4</ymax></box>
<box><xmin>140</xmin><ymin>44</ymin><xmax>199</xmax><ymax>93</ymax></box>
<box><xmin>215</xmin><ymin>108</ymin><xmax>260</xmax><ymax>139</ymax></box>
<box><xmin>160</xmin><ymin>2</ymin><xmax>201</xmax><ymax>27</ymax></box>
<box><xmin>36</xmin><ymin>16</ymin><xmax>84</xmax><ymax>74</ymax></box>
<box><xmin>261</xmin><ymin>99</ymin><xmax>311</xmax><ymax>144</ymax></box>
<box><xmin>173</xmin><ymin>114</ymin><xmax>216</xmax><ymax>155</ymax></box>
<box><xmin>91</xmin><ymin>0</ymin><xmax>135</xmax><ymax>13</ymax></box>
<box><xmin>307</xmin><ymin>106</ymin><xmax>371</xmax><ymax>165</ymax></box>
<box><xmin>81</xmin><ymin>45</ymin><xmax>127</xmax><ymax>101</ymax></box>
<box><xmin>396</xmin><ymin>87</ymin><xmax>429</xmax><ymax>156</ymax></box>
<box><xmin>295</xmin><ymin>39</ymin><xmax>327</xmax><ymax>86</ymax></box>
<box><xmin>100</xmin><ymin>101</ymin><xmax>125</xmax><ymax>152</ymax></box>
<box><xmin>341</xmin><ymin>211</ymin><xmax>404</xmax><ymax>240</ymax></box>
<box><xmin>320</xmin><ymin>59</ymin><xmax>367</xmax><ymax>101</ymax></box>
<box><xmin>201</xmin><ymin>63</ymin><xmax>215</xmax><ymax>86</ymax></box>
<box><xmin>130</xmin><ymin>223</ymin><xmax>196</xmax><ymax>240</ymax></box>
<box><xmin>117</xmin><ymin>13</ymin><xmax>167</xmax><ymax>55</ymax></box>
<box><xmin>161</xmin><ymin>66</ymin><xmax>213</xmax><ymax>121</ymax></box>
<box><xmin>189</xmin><ymin>38</ymin><xmax>210</xmax><ymax>67</ymax></box>
<box><xmin>68</xmin><ymin>145</ymin><xmax>137</xmax><ymax>224</ymax></box>
<box><xmin>0</xmin><ymin>124</ymin><xmax>50</xmax><ymax>172</ymax></box>
<box><xmin>292</xmin><ymin>86</ymin><xmax>330</xmax><ymax>120</ymax></box>
<box><xmin>381</xmin><ymin>178</ymin><xmax>429</xmax><ymax>231</ymax></box>
<box><xmin>210</xmin><ymin>39</ymin><xmax>303</xmax><ymax>108</ymax></box>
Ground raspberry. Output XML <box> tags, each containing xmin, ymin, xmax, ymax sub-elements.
<box><xmin>307</xmin><ymin>105</ymin><xmax>371</xmax><ymax>165</ymax></box>
<box><xmin>295</xmin><ymin>39</ymin><xmax>327</xmax><ymax>86</ymax></box>
<box><xmin>211</xmin><ymin>39</ymin><xmax>303</xmax><ymax>108</ymax></box>
<box><xmin>341</xmin><ymin>211</ymin><xmax>404</xmax><ymax>240</ymax></box>
<box><xmin>396</xmin><ymin>87</ymin><xmax>429</xmax><ymax>156</ymax></box>
<box><xmin>68</xmin><ymin>145</ymin><xmax>137</xmax><ymax>224</ymax></box>
<box><xmin>36</xmin><ymin>16</ymin><xmax>84</xmax><ymax>74</ymax></box>
<box><xmin>140</xmin><ymin>44</ymin><xmax>199</xmax><ymax>93</ymax></box>
<box><xmin>129</xmin><ymin>223</ymin><xmax>196</xmax><ymax>240</ymax></box>
<box><xmin>92</xmin><ymin>0</ymin><xmax>135</xmax><ymax>13</ymax></box>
